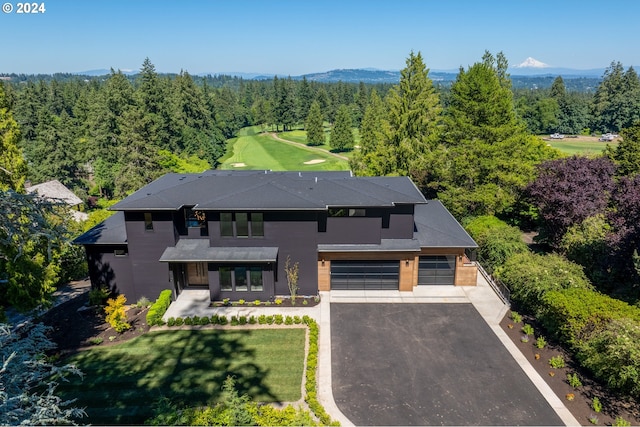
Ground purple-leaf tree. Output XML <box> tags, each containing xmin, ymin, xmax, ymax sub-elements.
<box><xmin>526</xmin><ymin>155</ymin><xmax>616</xmax><ymax>247</ymax></box>
<box><xmin>608</xmin><ymin>175</ymin><xmax>640</xmax><ymax>283</ymax></box>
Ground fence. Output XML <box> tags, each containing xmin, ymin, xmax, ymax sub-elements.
<box><xmin>474</xmin><ymin>253</ymin><xmax>511</xmax><ymax>305</ymax></box>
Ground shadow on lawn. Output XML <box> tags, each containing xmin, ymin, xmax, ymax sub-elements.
<box><xmin>58</xmin><ymin>329</ymin><xmax>278</xmax><ymax>425</ymax></box>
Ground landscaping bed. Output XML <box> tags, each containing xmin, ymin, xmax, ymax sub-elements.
<box><xmin>500</xmin><ymin>310</ymin><xmax>640</xmax><ymax>426</ymax></box>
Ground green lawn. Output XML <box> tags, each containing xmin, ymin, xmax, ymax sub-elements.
<box><xmin>279</xmin><ymin>127</ymin><xmax>360</xmax><ymax>160</ymax></box>
<box><xmin>58</xmin><ymin>329</ymin><xmax>306</xmax><ymax>425</ymax></box>
<box><xmin>547</xmin><ymin>139</ymin><xmax>618</xmax><ymax>155</ymax></box>
<box><xmin>220</xmin><ymin>126</ymin><xmax>349</xmax><ymax>171</ymax></box>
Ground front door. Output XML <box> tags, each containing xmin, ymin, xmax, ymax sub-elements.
<box><xmin>187</xmin><ymin>262</ymin><xmax>209</xmax><ymax>287</ymax></box>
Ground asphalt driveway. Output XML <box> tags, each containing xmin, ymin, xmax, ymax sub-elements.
<box><xmin>331</xmin><ymin>303</ymin><xmax>563</xmax><ymax>426</ymax></box>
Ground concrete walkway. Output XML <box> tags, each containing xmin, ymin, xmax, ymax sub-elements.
<box><xmin>163</xmin><ymin>276</ymin><xmax>579</xmax><ymax>426</ymax></box>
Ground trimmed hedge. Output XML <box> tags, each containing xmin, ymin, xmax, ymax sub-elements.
<box><xmin>495</xmin><ymin>252</ymin><xmax>593</xmax><ymax>315</ymax></box>
<box><xmin>539</xmin><ymin>287</ymin><xmax>640</xmax><ymax>349</ymax></box>
<box><xmin>146</xmin><ymin>289</ymin><xmax>173</xmax><ymax>326</ymax></box>
<box><xmin>464</xmin><ymin>215</ymin><xmax>528</xmax><ymax>270</ymax></box>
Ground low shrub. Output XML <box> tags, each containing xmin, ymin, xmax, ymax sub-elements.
<box><xmin>285</xmin><ymin>316</ymin><xmax>293</xmax><ymax>325</ymax></box>
<box><xmin>184</xmin><ymin>317</ymin><xmax>193</xmax><ymax>326</ymax></box>
<box><xmin>293</xmin><ymin>315</ymin><xmax>302</xmax><ymax>324</ymax></box>
<box><xmin>211</xmin><ymin>314</ymin><xmax>219</xmax><ymax>324</ymax></box>
<box><xmin>218</xmin><ymin>315</ymin><xmax>228</xmax><ymax>325</ymax></box>
<box><xmin>510</xmin><ymin>311</ymin><xmax>522</xmax><ymax>324</ymax></box>
<box><xmin>104</xmin><ymin>294</ymin><xmax>131</xmax><ymax>333</ymax></box>
<box><xmin>535</xmin><ymin>336</ymin><xmax>547</xmax><ymax>349</ymax></box>
<box><xmin>199</xmin><ymin>316</ymin><xmax>210</xmax><ymax>326</ymax></box>
<box><xmin>591</xmin><ymin>397</ymin><xmax>602</xmax><ymax>413</ymax></box>
<box><xmin>146</xmin><ymin>289</ymin><xmax>172</xmax><ymax>326</ymax></box>
<box><xmin>275</xmin><ymin>299</ymin><xmax>283</xmax><ymax>305</ymax></box>
<box><xmin>136</xmin><ymin>296</ymin><xmax>151</xmax><ymax>308</ymax></box>
<box><xmin>248</xmin><ymin>315</ymin><xmax>257</xmax><ymax>324</ymax></box>
<box><xmin>175</xmin><ymin>317</ymin><xmax>184</xmax><ymax>326</ymax></box>
<box><xmin>274</xmin><ymin>314</ymin><xmax>284</xmax><ymax>325</ymax></box>
<box><xmin>89</xmin><ymin>337</ymin><xmax>103</xmax><ymax>345</ymax></box>
<box><xmin>167</xmin><ymin>317</ymin><xmax>176</xmax><ymax>327</ymax></box>
<box><xmin>239</xmin><ymin>316</ymin><xmax>247</xmax><ymax>325</ymax></box>
<box><xmin>89</xmin><ymin>286</ymin><xmax>111</xmax><ymax>306</ymax></box>
<box><xmin>266</xmin><ymin>315</ymin><xmax>274</xmax><ymax>325</ymax></box>
<box><xmin>230</xmin><ymin>316</ymin><xmax>239</xmax><ymax>326</ymax></box>
<box><xmin>522</xmin><ymin>323</ymin><xmax>534</xmax><ymax>336</ymax></box>
<box><xmin>258</xmin><ymin>314</ymin><xmax>267</xmax><ymax>325</ymax></box>
<box><xmin>192</xmin><ymin>315</ymin><xmax>200</xmax><ymax>324</ymax></box>
<box><xmin>253</xmin><ymin>300</ymin><xmax>261</xmax><ymax>306</ymax></box>
<box><xmin>549</xmin><ymin>355</ymin><xmax>565</xmax><ymax>369</ymax></box>
<box><xmin>567</xmin><ymin>372</ymin><xmax>582</xmax><ymax>388</ymax></box>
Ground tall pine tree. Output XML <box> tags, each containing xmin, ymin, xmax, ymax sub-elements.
<box><xmin>330</xmin><ymin>104</ymin><xmax>354</xmax><ymax>151</ymax></box>
<box><xmin>305</xmin><ymin>101</ymin><xmax>324</xmax><ymax>146</ymax></box>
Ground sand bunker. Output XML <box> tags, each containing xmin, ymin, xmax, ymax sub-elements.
<box><xmin>303</xmin><ymin>159</ymin><xmax>326</xmax><ymax>165</ymax></box>
<box><xmin>231</xmin><ymin>162</ymin><xmax>247</xmax><ymax>167</ymax></box>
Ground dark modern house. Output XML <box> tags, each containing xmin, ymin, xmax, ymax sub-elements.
<box><xmin>74</xmin><ymin>170</ymin><xmax>478</xmax><ymax>303</ymax></box>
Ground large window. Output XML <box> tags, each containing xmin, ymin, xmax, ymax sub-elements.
<box><xmin>219</xmin><ymin>266</ymin><xmax>263</xmax><ymax>292</ymax></box>
<box><xmin>219</xmin><ymin>212</ymin><xmax>264</xmax><ymax>238</ymax></box>
<box><xmin>220</xmin><ymin>213</ymin><xmax>233</xmax><ymax>237</ymax></box>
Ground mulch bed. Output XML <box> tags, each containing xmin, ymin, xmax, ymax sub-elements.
<box><xmin>500</xmin><ymin>310</ymin><xmax>640</xmax><ymax>426</ymax></box>
<box><xmin>37</xmin><ymin>293</ymin><xmax>152</xmax><ymax>356</ymax></box>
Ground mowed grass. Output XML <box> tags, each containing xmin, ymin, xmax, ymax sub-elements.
<box><xmin>546</xmin><ymin>139</ymin><xmax>619</xmax><ymax>155</ymax></box>
<box><xmin>221</xmin><ymin>127</ymin><xmax>349</xmax><ymax>171</ymax></box>
<box><xmin>279</xmin><ymin>127</ymin><xmax>360</xmax><ymax>160</ymax></box>
<box><xmin>58</xmin><ymin>329</ymin><xmax>306</xmax><ymax>425</ymax></box>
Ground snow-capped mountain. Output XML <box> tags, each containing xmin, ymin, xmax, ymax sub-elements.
<box><xmin>514</xmin><ymin>57</ymin><xmax>550</xmax><ymax>68</ymax></box>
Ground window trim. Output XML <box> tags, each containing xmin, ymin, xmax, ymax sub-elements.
<box><xmin>219</xmin><ymin>265</ymin><xmax>263</xmax><ymax>292</ymax></box>
<box><xmin>220</xmin><ymin>212</ymin><xmax>264</xmax><ymax>238</ymax></box>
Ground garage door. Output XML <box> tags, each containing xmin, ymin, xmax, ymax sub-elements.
<box><xmin>331</xmin><ymin>261</ymin><xmax>399</xmax><ymax>290</ymax></box>
<box><xmin>418</xmin><ymin>255</ymin><xmax>455</xmax><ymax>285</ymax></box>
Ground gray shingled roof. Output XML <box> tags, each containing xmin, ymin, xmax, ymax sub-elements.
<box><xmin>72</xmin><ymin>211</ymin><xmax>127</xmax><ymax>245</ymax></box>
<box><xmin>413</xmin><ymin>201</ymin><xmax>478</xmax><ymax>248</ymax></box>
<box><xmin>159</xmin><ymin>240</ymin><xmax>278</xmax><ymax>262</ymax></box>
<box><xmin>27</xmin><ymin>180</ymin><xmax>83</xmax><ymax>206</ymax></box>
<box><xmin>111</xmin><ymin>171</ymin><xmax>427</xmax><ymax>211</ymax></box>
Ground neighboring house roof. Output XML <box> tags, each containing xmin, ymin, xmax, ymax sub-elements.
<box><xmin>111</xmin><ymin>170</ymin><xmax>428</xmax><ymax>211</ymax></box>
<box><xmin>26</xmin><ymin>180</ymin><xmax>83</xmax><ymax>206</ymax></box>
<box><xmin>73</xmin><ymin>211</ymin><xmax>127</xmax><ymax>245</ymax></box>
<box><xmin>413</xmin><ymin>201</ymin><xmax>478</xmax><ymax>248</ymax></box>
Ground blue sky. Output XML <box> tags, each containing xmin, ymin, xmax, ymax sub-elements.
<box><xmin>1</xmin><ymin>0</ymin><xmax>638</xmax><ymax>75</ymax></box>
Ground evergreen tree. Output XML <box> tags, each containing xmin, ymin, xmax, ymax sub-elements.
<box><xmin>591</xmin><ymin>62</ymin><xmax>640</xmax><ymax>133</ymax></box>
<box><xmin>330</xmin><ymin>104</ymin><xmax>354</xmax><ymax>151</ymax></box>
<box><xmin>444</xmin><ymin>54</ymin><xmax>525</xmax><ymax>145</ymax></box>
<box><xmin>0</xmin><ymin>83</ymin><xmax>27</xmax><ymax>191</ymax></box>
<box><xmin>349</xmin><ymin>89</ymin><xmax>392</xmax><ymax>176</ymax></box>
<box><xmin>296</xmin><ymin>76</ymin><xmax>313</xmax><ymax>124</ymax></box>
<box><xmin>305</xmin><ymin>101</ymin><xmax>324</xmax><ymax>146</ymax></box>
<box><xmin>614</xmin><ymin>121</ymin><xmax>640</xmax><ymax>177</ymax></box>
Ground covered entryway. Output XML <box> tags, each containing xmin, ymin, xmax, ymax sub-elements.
<box><xmin>330</xmin><ymin>260</ymin><xmax>399</xmax><ymax>290</ymax></box>
<box><xmin>418</xmin><ymin>255</ymin><xmax>455</xmax><ymax>285</ymax></box>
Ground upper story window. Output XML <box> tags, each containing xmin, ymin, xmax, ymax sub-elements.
<box><xmin>144</xmin><ymin>213</ymin><xmax>153</xmax><ymax>231</ymax></box>
<box><xmin>187</xmin><ymin>209</ymin><xmax>206</xmax><ymax>228</ymax></box>
<box><xmin>328</xmin><ymin>208</ymin><xmax>366</xmax><ymax>217</ymax></box>
<box><xmin>220</xmin><ymin>212</ymin><xmax>264</xmax><ymax>238</ymax></box>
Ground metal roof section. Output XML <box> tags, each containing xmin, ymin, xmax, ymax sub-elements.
<box><xmin>110</xmin><ymin>171</ymin><xmax>427</xmax><ymax>211</ymax></box>
<box><xmin>159</xmin><ymin>239</ymin><xmax>278</xmax><ymax>263</ymax></box>
<box><xmin>318</xmin><ymin>239</ymin><xmax>421</xmax><ymax>253</ymax></box>
<box><xmin>413</xmin><ymin>201</ymin><xmax>478</xmax><ymax>248</ymax></box>
<box><xmin>72</xmin><ymin>211</ymin><xmax>127</xmax><ymax>245</ymax></box>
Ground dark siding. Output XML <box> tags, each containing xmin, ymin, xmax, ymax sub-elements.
<box><xmin>208</xmin><ymin>211</ymin><xmax>319</xmax><ymax>296</ymax></box>
<box><xmin>124</xmin><ymin>211</ymin><xmax>175</xmax><ymax>301</ymax></box>
<box><xmin>319</xmin><ymin>217</ymin><xmax>382</xmax><ymax>244</ymax></box>
<box><xmin>86</xmin><ymin>245</ymin><xmax>134</xmax><ymax>297</ymax></box>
